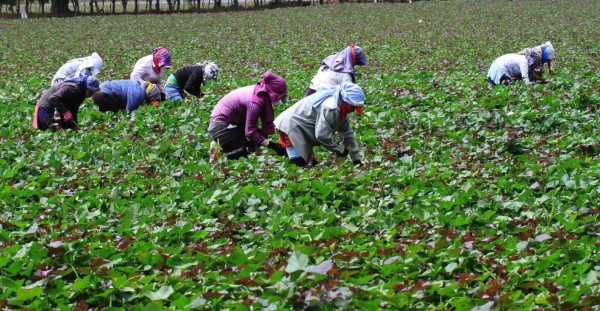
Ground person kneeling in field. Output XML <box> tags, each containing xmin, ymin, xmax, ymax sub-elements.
<box><xmin>516</xmin><ymin>41</ymin><xmax>556</xmax><ymax>82</ymax></box>
<box><xmin>306</xmin><ymin>43</ymin><xmax>367</xmax><ymax>96</ymax></box>
<box><xmin>51</xmin><ymin>52</ymin><xmax>104</xmax><ymax>86</ymax></box>
<box><xmin>487</xmin><ymin>41</ymin><xmax>556</xmax><ymax>86</ymax></box>
<box><xmin>33</xmin><ymin>77</ymin><xmax>100</xmax><ymax>131</ymax></box>
<box><xmin>92</xmin><ymin>80</ymin><xmax>161</xmax><ymax>114</ymax></box>
<box><xmin>208</xmin><ymin>71</ymin><xmax>288</xmax><ymax>160</ymax></box>
<box><xmin>130</xmin><ymin>46</ymin><xmax>172</xmax><ymax>100</ymax></box>
<box><xmin>274</xmin><ymin>82</ymin><xmax>365</xmax><ymax>167</ymax></box>
<box><xmin>164</xmin><ymin>62</ymin><xmax>219</xmax><ymax>101</ymax></box>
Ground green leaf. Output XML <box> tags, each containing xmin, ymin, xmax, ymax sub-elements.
<box><xmin>285</xmin><ymin>251</ymin><xmax>309</xmax><ymax>273</ymax></box>
<box><xmin>143</xmin><ymin>286</ymin><xmax>174</xmax><ymax>301</ymax></box>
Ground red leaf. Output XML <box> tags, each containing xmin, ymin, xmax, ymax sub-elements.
<box><xmin>73</xmin><ymin>300</ymin><xmax>89</xmax><ymax>311</ymax></box>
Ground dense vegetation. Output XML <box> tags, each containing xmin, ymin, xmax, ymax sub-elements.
<box><xmin>0</xmin><ymin>0</ymin><xmax>599</xmax><ymax>309</ymax></box>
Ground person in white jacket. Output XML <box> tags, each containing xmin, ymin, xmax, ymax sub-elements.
<box><xmin>130</xmin><ymin>47</ymin><xmax>172</xmax><ymax>100</ymax></box>
<box><xmin>306</xmin><ymin>44</ymin><xmax>367</xmax><ymax>96</ymax></box>
<box><xmin>487</xmin><ymin>41</ymin><xmax>556</xmax><ymax>86</ymax></box>
<box><xmin>487</xmin><ymin>53</ymin><xmax>531</xmax><ymax>86</ymax></box>
<box><xmin>274</xmin><ymin>82</ymin><xmax>365</xmax><ymax>167</ymax></box>
<box><xmin>51</xmin><ymin>52</ymin><xmax>103</xmax><ymax>86</ymax></box>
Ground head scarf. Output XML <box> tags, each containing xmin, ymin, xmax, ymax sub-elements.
<box><xmin>82</xmin><ymin>52</ymin><xmax>103</xmax><ymax>76</ymax></box>
<box><xmin>541</xmin><ymin>41</ymin><xmax>555</xmax><ymax>61</ymax></box>
<box><xmin>253</xmin><ymin>71</ymin><xmax>288</xmax><ymax>106</ymax></box>
<box><xmin>196</xmin><ymin>61</ymin><xmax>220</xmax><ymax>82</ymax></box>
<box><xmin>307</xmin><ymin>82</ymin><xmax>365</xmax><ymax>119</ymax></box>
<box><xmin>152</xmin><ymin>47</ymin><xmax>172</xmax><ymax>73</ymax></box>
<box><xmin>322</xmin><ymin>44</ymin><xmax>368</xmax><ymax>75</ymax></box>
<box><xmin>65</xmin><ymin>76</ymin><xmax>100</xmax><ymax>93</ymax></box>
<box><xmin>142</xmin><ymin>82</ymin><xmax>161</xmax><ymax>104</ymax></box>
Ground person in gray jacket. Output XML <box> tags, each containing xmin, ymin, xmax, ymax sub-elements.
<box><xmin>274</xmin><ymin>82</ymin><xmax>365</xmax><ymax>167</ymax></box>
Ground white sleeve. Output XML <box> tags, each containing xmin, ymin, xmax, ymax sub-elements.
<box><xmin>519</xmin><ymin>58</ymin><xmax>530</xmax><ymax>83</ymax></box>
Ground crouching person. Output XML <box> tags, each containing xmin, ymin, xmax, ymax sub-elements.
<box><xmin>165</xmin><ymin>62</ymin><xmax>219</xmax><ymax>101</ymax></box>
<box><xmin>33</xmin><ymin>76</ymin><xmax>100</xmax><ymax>131</ymax></box>
<box><xmin>92</xmin><ymin>80</ymin><xmax>161</xmax><ymax>114</ymax></box>
<box><xmin>208</xmin><ymin>71</ymin><xmax>288</xmax><ymax>160</ymax></box>
<box><xmin>274</xmin><ymin>82</ymin><xmax>365</xmax><ymax>167</ymax></box>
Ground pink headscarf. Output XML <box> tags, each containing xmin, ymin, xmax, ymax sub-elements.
<box><xmin>253</xmin><ymin>71</ymin><xmax>287</xmax><ymax>106</ymax></box>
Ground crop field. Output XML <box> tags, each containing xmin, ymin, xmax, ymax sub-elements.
<box><xmin>0</xmin><ymin>0</ymin><xmax>599</xmax><ymax>309</ymax></box>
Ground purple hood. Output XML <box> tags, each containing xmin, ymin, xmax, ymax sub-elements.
<box><xmin>322</xmin><ymin>44</ymin><xmax>367</xmax><ymax>75</ymax></box>
<box><xmin>253</xmin><ymin>71</ymin><xmax>287</xmax><ymax>106</ymax></box>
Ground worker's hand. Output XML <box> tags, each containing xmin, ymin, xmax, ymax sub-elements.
<box><xmin>267</xmin><ymin>141</ymin><xmax>287</xmax><ymax>157</ymax></box>
<box><xmin>336</xmin><ymin>148</ymin><xmax>349</xmax><ymax>158</ymax></box>
<box><xmin>353</xmin><ymin>159</ymin><xmax>363</xmax><ymax>166</ymax></box>
<box><xmin>63</xmin><ymin>110</ymin><xmax>74</xmax><ymax>123</ymax></box>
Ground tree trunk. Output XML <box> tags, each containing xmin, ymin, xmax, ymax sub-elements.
<box><xmin>121</xmin><ymin>0</ymin><xmax>126</xmax><ymax>12</ymax></box>
<box><xmin>133</xmin><ymin>0</ymin><xmax>136</xmax><ymax>12</ymax></box>
<box><xmin>166</xmin><ymin>0</ymin><xmax>172</xmax><ymax>12</ymax></box>
<box><xmin>52</xmin><ymin>0</ymin><xmax>71</xmax><ymax>15</ymax></box>
<box><xmin>110</xmin><ymin>0</ymin><xmax>114</xmax><ymax>13</ymax></box>
<box><xmin>154</xmin><ymin>0</ymin><xmax>158</xmax><ymax>12</ymax></box>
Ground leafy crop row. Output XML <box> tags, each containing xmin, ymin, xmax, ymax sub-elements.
<box><xmin>0</xmin><ymin>0</ymin><xmax>598</xmax><ymax>309</ymax></box>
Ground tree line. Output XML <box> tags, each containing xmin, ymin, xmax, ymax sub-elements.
<box><xmin>0</xmin><ymin>0</ymin><xmax>415</xmax><ymax>17</ymax></box>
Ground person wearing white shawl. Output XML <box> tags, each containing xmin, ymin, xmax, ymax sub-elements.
<box><xmin>274</xmin><ymin>82</ymin><xmax>365</xmax><ymax>167</ymax></box>
<box><xmin>51</xmin><ymin>52</ymin><xmax>103</xmax><ymax>86</ymax></box>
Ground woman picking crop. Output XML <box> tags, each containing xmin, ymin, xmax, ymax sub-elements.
<box><xmin>33</xmin><ymin>76</ymin><xmax>100</xmax><ymax>131</ymax></box>
<box><xmin>208</xmin><ymin>71</ymin><xmax>288</xmax><ymax>160</ymax></box>
<box><xmin>487</xmin><ymin>41</ymin><xmax>555</xmax><ymax>86</ymax></box>
<box><xmin>306</xmin><ymin>43</ymin><xmax>367</xmax><ymax>96</ymax></box>
<box><xmin>164</xmin><ymin>61</ymin><xmax>219</xmax><ymax>101</ymax></box>
<box><xmin>130</xmin><ymin>47</ymin><xmax>172</xmax><ymax>100</ymax></box>
<box><xmin>92</xmin><ymin>80</ymin><xmax>161</xmax><ymax>114</ymax></box>
<box><xmin>51</xmin><ymin>52</ymin><xmax>103</xmax><ymax>86</ymax></box>
<box><xmin>274</xmin><ymin>82</ymin><xmax>365</xmax><ymax>167</ymax></box>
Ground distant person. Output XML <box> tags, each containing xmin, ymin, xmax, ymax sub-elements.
<box><xmin>487</xmin><ymin>41</ymin><xmax>556</xmax><ymax>86</ymax></box>
<box><xmin>164</xmin><ymin>61</ymin><xmax>219</xmax><ymax>101</ymax></box>
<box><xmin>130</xmin><ymin>47</ymin><xmax>172</xmax><ymax>100</ymax></box>
<box><xmin>517</xmin><ymin>41</ymin><xmax>556</xmax><ymax>81</ymax></box>
<box><xmin>92</xmin><ymin>80</ymin><xmax>161</xmax><ymax>114</ymax></box>
<box><xmin>33</xmin><ymin>77</ymin><xmax>100</xmax><ymax>131</ymax></box>
<box><xmin>274</xmin><ymin>82</ymin><xmax>365</xmax><ymax>167</ymax></box>
<box><xmin>306</xmin><ymin>43</ymin><xmax>367</xmax><ymax>95</ymax></box>
<box><xmin>208</xmin><ymin>71</ymin><xmax>288</xmax><ymax>160</ymax></box>
<box><xmin>51</xmin><ymin>52</ymin><xmax>103</xmax><ymax>86</ymax></box>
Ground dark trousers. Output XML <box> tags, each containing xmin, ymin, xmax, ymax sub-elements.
<box><xmin>208</xmin><ymin>121</ymin><xmax>256</xmax><ymax>160</ymax></box>
<box><xmin>92</xmin><ymin>92</ymin><xmax>126</xmax><ymax>112</ymax></box>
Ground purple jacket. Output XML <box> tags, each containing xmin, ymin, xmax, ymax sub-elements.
<box><xmin>322</xmin><ymin>45</ymin><xmax>367</xmax><ymax>76</ymax></box>
<box><xmin>210</xmin><ymin>71</ymin><xmax>287</xmax><ymax>144</ymax></box>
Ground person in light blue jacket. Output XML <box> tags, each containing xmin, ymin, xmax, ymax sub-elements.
<box><xmin>92</xmin><ymin>80</ymin><xmax>161</xmax><ymax>113</ymax></box>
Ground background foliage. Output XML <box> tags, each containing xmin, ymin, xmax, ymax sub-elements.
<box><xmin>0</xmin><ymin>0</ymin><xmax>599</xmax><ymax>309</ymax></box>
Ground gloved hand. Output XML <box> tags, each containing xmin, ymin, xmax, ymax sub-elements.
<box><xmin>160</xmin><ymin>93</ymin><xmax>166</xmax><ymax>101</ymax></box>
<box><xmin>267</xmin><ymin>141</ymin><xmax>287</xmax><ymax>157</ymax></box>
<box><xmin>336</xmin><ymin>148</ymin><xmax>349</xmax><ymax>158</ymax></box>
<box><xmin>63</xmin><ymin>110</ymin><xmax>74</xmax><ymax>123</ymax></box>
<box><xmin>353</xmin><ymin>159</ymin><xmax>363</xmax><ymax>166</ymax></box>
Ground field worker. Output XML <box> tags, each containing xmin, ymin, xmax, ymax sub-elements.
<box><xmin>51</xmin><ymin>52</ymin><xmax>103</xmax><ymax>86</ymax></box>
<box><xmin>130</xmin><ymin>46</ymin><xmax>172</xmax><ymax>100</ymax></box>
<box><xmin>92</xmin><ymin>80</ymin><xmax>161</xmax><ymax>114</ymax></box>
<box><xmin>517</xmin><ymin>41</ymin><xmax>556</xmax><ymax>82</ymax></box>
<box><xmin>306</xmin><ymin>43</ymin><xmax>367</xmax><ymax>96</ymax></box>
<box><xmin>487</xmin><ymin>42</ymin><xmax>555</xmax><ymax>86</ymax></box>
<box><xmin>208</xmin><ymin>71</ymin><xmax>288</xmax><ymax>160</ymax></box>
<box><xmin>164</xmin><ymin>61</ymin><xmax>219</xmax><ymax>101</ymax></box>
<box><xmin>33</xmin><ymin>76</ymin><xmax>100</xmax><ymax>131</ymax></box>
<box><xmin>274</xmin><ymin>82</ymin><xmax>365</xmax><ymax>167</ymax></box>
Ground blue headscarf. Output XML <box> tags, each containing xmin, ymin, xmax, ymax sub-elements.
<box><xmin>65</xmin><ymin>76</ymin><xmax>100</xmax><ymax>93</ymax></box>
<box><xmin>308</xmin><ymin>82</ymin><xmax>365</xmax><ymax>108</ymax></box>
